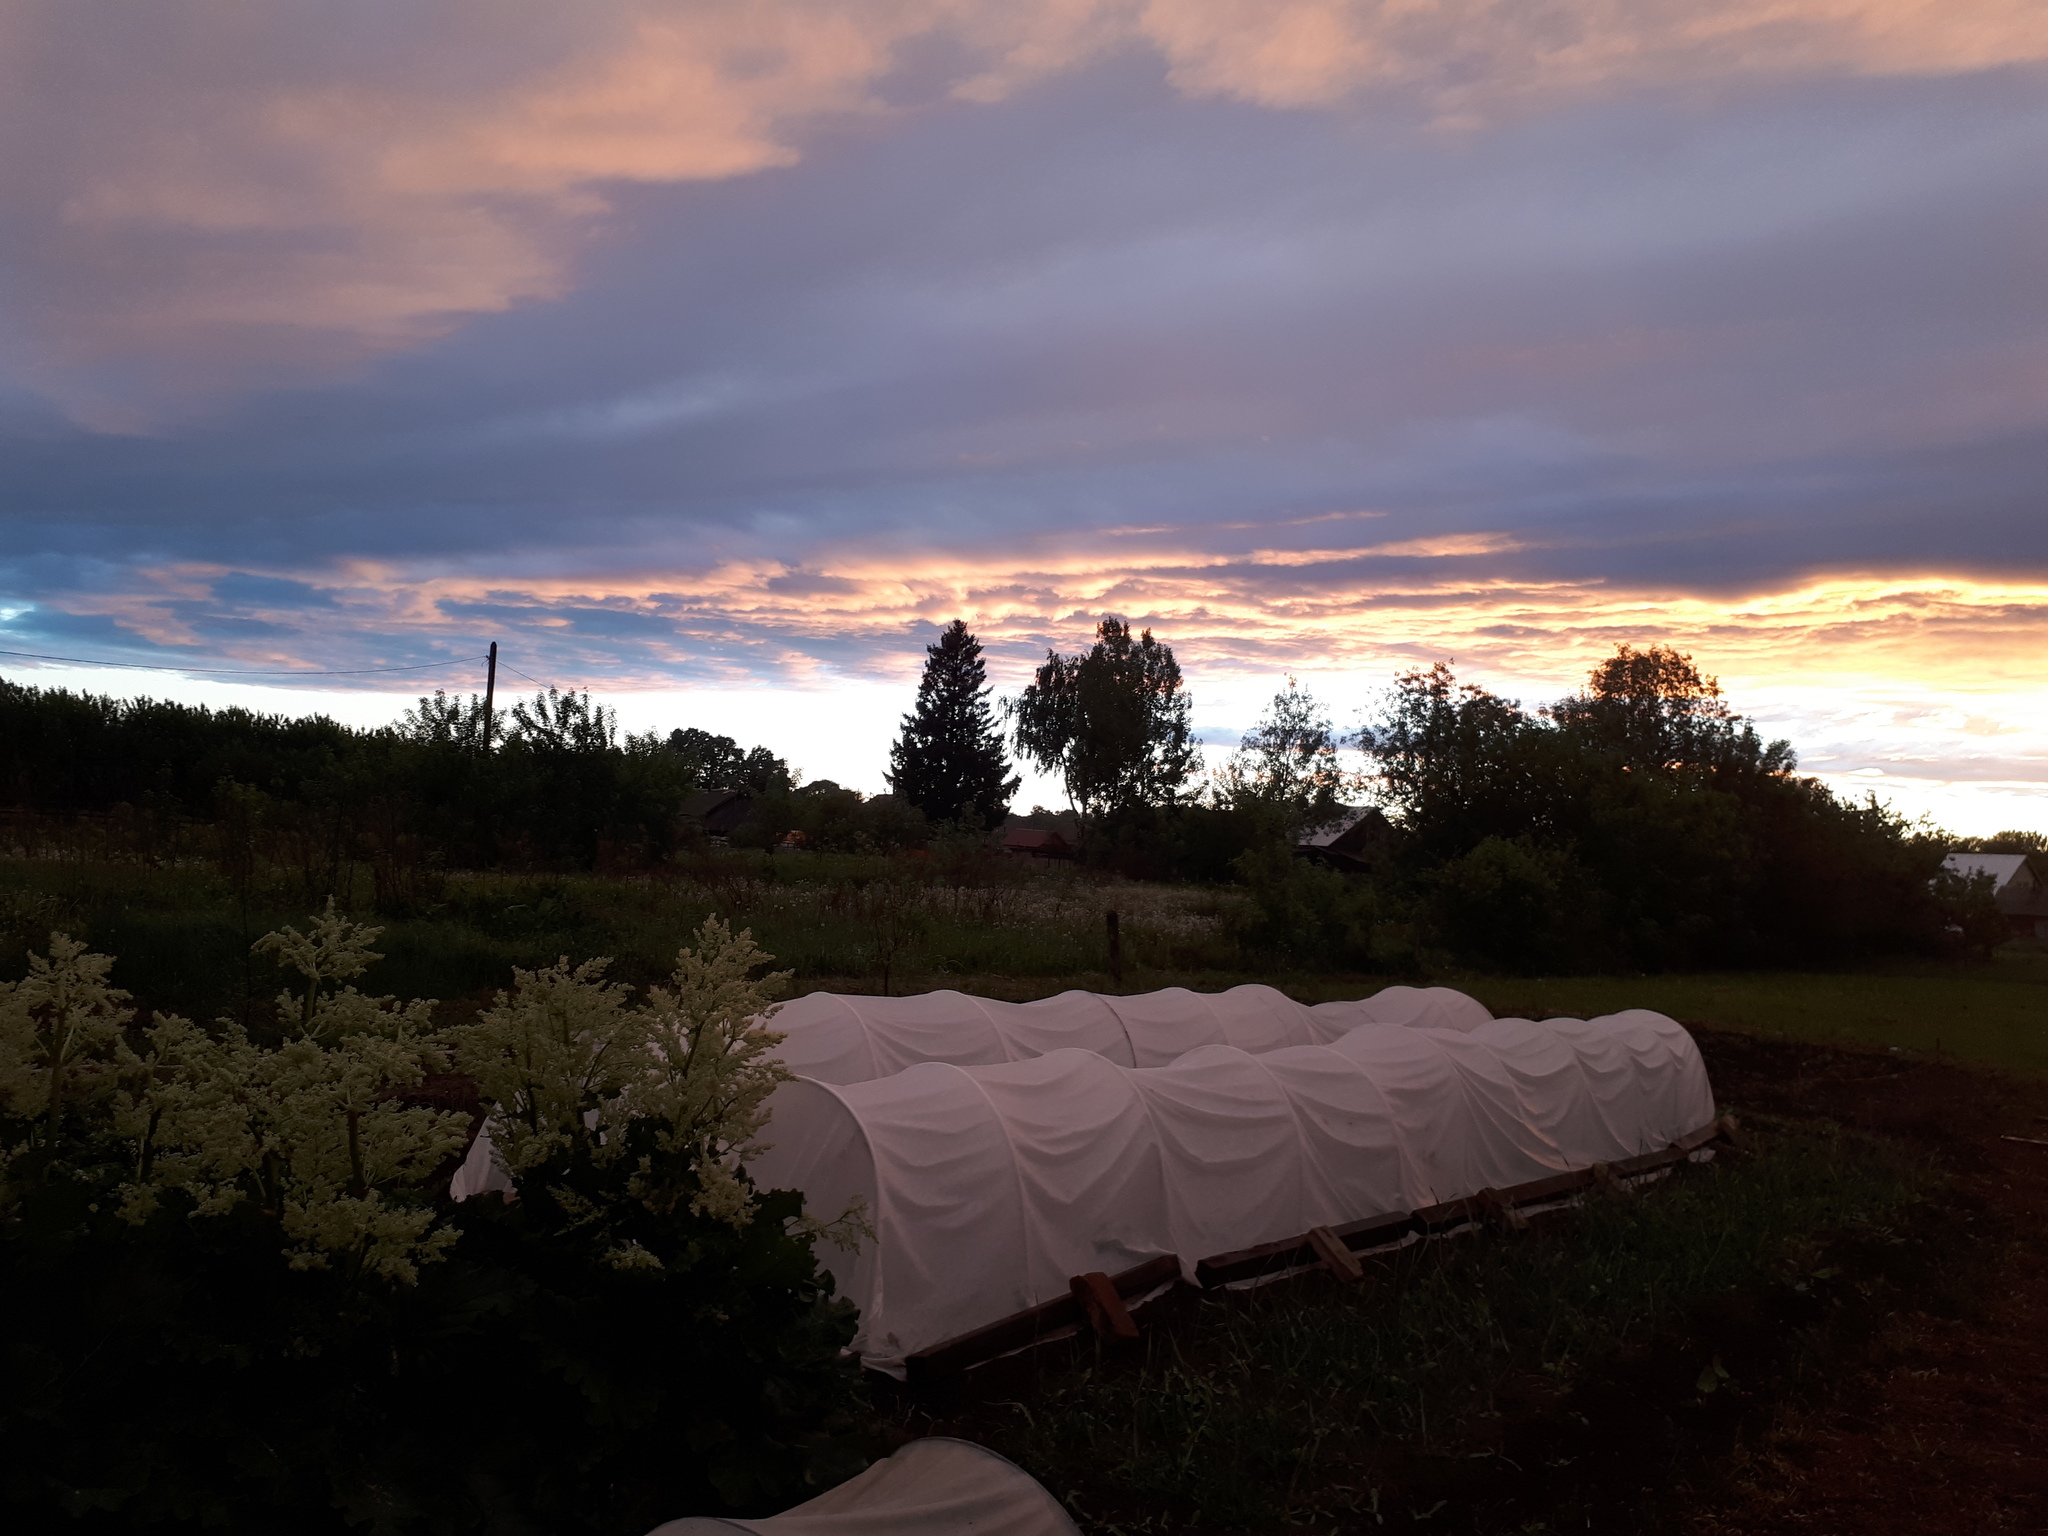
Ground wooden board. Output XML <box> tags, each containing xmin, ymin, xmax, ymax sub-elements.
<box><xmin>902</xmin><ymin>1121</ymin><xmax>1727</xmax><ymax>1379</ymax></box>
<box><xmin>903</xmin><ymin>1252</ymin><xmax>1180</xmax><ymax>1382</ymax></box>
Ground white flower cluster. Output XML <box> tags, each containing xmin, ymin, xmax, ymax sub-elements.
<box><xmin>0</xmin><ymin>932</ymin><xmax>134</xmax><ymax>1144</ymax></box>
<box><xmin>0</xmin><ymin>904</ymin><xmax>806</xmax><ymax>1285</ymax></box>
<box><xmin>0</xmin><ymin>902</ymin><xmax>468</xmax><ymax>1281</ymax></box>
<box><xmin>454</xmin><ymin>917</ymin><xmax>796</xmax><ymax>1256</ymax></box>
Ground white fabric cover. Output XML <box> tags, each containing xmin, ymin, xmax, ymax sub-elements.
<box><xmin>647</xmin><ymin>1437</ymin><xmax>1078</xmax><ymax>1536</ymax></box>
<box><xmin>449</xmin><ymin>1125</ymin><xmax>514</xmax><ymax>1202</ymax></box>
<box><xmin>450</xmin><ymin>984</ymin><xmax>1498</xmax><ymax>1204</ymax></box>
<box><xmin>750</xmin><ymin>1010</ymin><xmax>1714</xmax><ymax>1375</ymax></box>
<box><xmin>768</xmin><ymin>983</ymin><xmax>1493</xmax><ymax>1083</ymax></box>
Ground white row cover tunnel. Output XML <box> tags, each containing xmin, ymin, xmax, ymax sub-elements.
<box><xmin>750</xmin><ymin>991</ymin><xmax>1716</xmax><ymax>1376</ymax></box>
<box><xmin>766</xmin><ymin>983</ymin><xmax>1493</xmax><ymax>1082</ymax></box>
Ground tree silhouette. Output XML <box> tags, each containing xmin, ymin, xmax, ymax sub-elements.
<box><xmin>1011</xmin><ymin>616</ymin><xmax>1199</xmax><ymax>825</ymax></box>
<box><xmin>1545</xmin><ymin>644</ymin><xmax>1793</xmax><ymax>775</ymax></box>
<box><xmin>665</xmin><ymin>727</ymin><xmax>790</xmax><ymax>794</ymax></box>
<box><xmin>1212</xmin><ymin>677</ymin><xmax>1351</xmax><ymax>829</ymax></box>
<box><xmin>887</xmin><ymin>620</ymin><xmax>1019</xmax><ymax>830</ymax></box>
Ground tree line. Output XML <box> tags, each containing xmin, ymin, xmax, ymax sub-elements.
<box><xmin>0</xmin><ymin>614</ymin><xmax>2021</xmax><ymax>972</ymax></box>
<box><xmin>0</xmin><ymin>679</ymin><xmax>796</xmax><ymax>884</ymax></box>
<box><xmin>884</xmin><ymin>619</ymin><xmax>2012</xmax><ymax>970</ymax></box>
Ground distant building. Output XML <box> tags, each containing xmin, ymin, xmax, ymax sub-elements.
<box><xmin>1296</xmin><ymin>806</ymin><xmax>1396</xmax><ymax>873</ymax></box>
<box><xmin>1002</xmin><ymin>825</ymin><xmax>1075</xmax><ymax>862</ymax></box>
<box><xmin>1942</xmin><ymin>852</ymin><xmax>2048</xmax><ymax>940</ymax></box>
<box><xmin>681</xmin><ymin>790</ymin><xmax>754</xmax><ymax>838</ymax></box>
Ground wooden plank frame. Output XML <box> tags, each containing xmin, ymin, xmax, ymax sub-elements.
<box><xmin>899</xmin><ymin>1119</ymin><xmax>1730</xmax><ymax>1383</ymax></box>
<box><xmin>902</xmin><ymin>1253</ymin><xmax>1180</xmax><ymax>1383</ymax></box>
<box><xmin>1305</xmin><ymin>1225</ymin><xmax>1366</xmax><ymax>1282</ymax></box>
<box><xmin>1071</xmin><ymin>1271</ymin><xmax>1141</xmax><ymax>1339</ymax></box>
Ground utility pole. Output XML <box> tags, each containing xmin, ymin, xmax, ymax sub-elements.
<box><xmin>481</xmin><ymin>642</ymin><xmax>497</xmax><ymax>754</ymax></box>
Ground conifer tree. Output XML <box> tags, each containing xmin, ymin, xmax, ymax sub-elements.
<box><xmin>887</xmin><ymin>620</ymin><xmax>1020</xmax><ymax>830</ymax></box>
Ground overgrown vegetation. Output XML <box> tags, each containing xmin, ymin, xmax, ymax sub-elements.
<box><xmin>0</xmin><ymin>851</ymin><xmax>1243</xmax><ymax>1025</ymax></box>
<box><xmin>1349</xmin><ymin>650</ymin><xmax>1965</xmax><ymax>971</ymax></box>
<box><xmin>0</xmin><ymin>677</ymin><xmax>798</xmax><ymax>877</ymax></box>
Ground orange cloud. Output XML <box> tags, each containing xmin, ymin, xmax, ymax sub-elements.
<box><xmin>36</xmin><ymin>542</ymin><xmax>2046</xmax><ymax>831</ymax></box>
<box><xmin>93</xmin><ymin>533</ymin><xmax>2048</xmax><ymax>707</ymax></box>
<box><xmin>1140</xmin><ymin>0</ymin><xmax>2048</xmax><ymax>110</ymax></box>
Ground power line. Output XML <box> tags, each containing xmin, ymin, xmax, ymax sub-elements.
<box><xmin>0</xmin><ymin>646</ymin><xmax>487</xmax><ymax>678</ymax></box>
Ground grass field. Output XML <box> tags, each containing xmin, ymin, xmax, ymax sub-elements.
<box><xmin>1458</xmin><ymin>954</ymin><xmax>2048</xmax><ymax>1077</ymax></box>
<box><xmin>1</xmin><ymin>852</ymin><xmax>2040</xmax><ymax>1075</ymax></box>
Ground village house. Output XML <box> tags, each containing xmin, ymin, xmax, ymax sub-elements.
<box><xmin>1296</xmin><ymin>806</ymin><xmax>1396</xmax><ymax>873</ymax></box>
<box><xmin>1942</xmin><ymin>851</ymin><xmax>2048</xmax><ymax>941</ymax></box>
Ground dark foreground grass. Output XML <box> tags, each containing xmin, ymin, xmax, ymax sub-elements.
<box><xmin>891</xmin><ymin>1119</ymin><xmax>1941</xmax><ymax>1533</ymax></box>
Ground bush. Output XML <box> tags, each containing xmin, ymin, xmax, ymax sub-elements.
<box><xmin>1360</xmin><ymin>657</ymin><xmax>1957</xmax><ymax>972</ymax></box>
<box><xmin>0</xmin><ymin>679</ymin><xmax>768</xmax><ymax>878</ymax></box>
<box><xmin>1422</xmin><ymin>836</ymin><xmax>1605</xmax><ymax>975</ymax></box>
<box><xmin>1228</xmin><ymin>843</ymin><xmax>1389</xmax><ymax>969</ymax></box>
<box><xmin>0</xmin><ymin>916</ymin><xmax>862</xmax><ymax>1533</ymax></box>
<box><xmin>1079</xmin><ymin>802</ymin><xmax>1269</xmax><ymax>883</ymax></box>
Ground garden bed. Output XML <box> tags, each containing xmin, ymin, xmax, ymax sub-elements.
<box><xmin>859</xmin><ymin>1028</ymin><xmax>2047</xmax><ymax>1534</ymax></box>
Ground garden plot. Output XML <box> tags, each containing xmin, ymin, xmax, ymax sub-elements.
<box><xmin>747</xmin><ymin>986</ymin><xmax>1716</xmax><ymax>1375</ymax></box>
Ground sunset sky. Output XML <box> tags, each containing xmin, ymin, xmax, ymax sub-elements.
<box><xmin>3</xmin><ymin>1</ymin><xmax>2044</xmax><ymax>828</ymax></box>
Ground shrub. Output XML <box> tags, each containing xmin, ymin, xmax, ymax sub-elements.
<box><xmin>1227</xmin><ymin>842</ymin><xmax>1387</xmax><ymax>968</ymax></box>
<box><xmin>1422</xmin><ymin>835</ymin><xmax>1605</xmax><ymax>975</ymax></box>
<box><xmin>733</xmin><ymin>781</ymin><xmax>927</xmax><ymax>854</ymax></box>
<box><xmin>0</xmin><ymin>913</ymin><xmax>861</xmax><ymax>1534</ymax></box>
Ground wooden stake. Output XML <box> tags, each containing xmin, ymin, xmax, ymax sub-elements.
<box><xmin>1474</xmin><ymin>1187</ymin><xmax>1529</xmax><ymax>1232</ymax></box>
<box><xmin>1069</xmin><ymin>1271</ymin><xmax>1140</xmax><ymax>1340</ymax></box>
<box><xmin>1106</xmin><ymin>910</ymin><xmax>1122</xmax><ymax>985</ymax></box>
<box><xmin>1305</xmin><ymin>1225</ymin><xmax>1364</xmax><ymax>1282</ymax></box>
<box><xmin>903</xmin><ymin>1254</ymin><xmax>1177</xmax><ymax>1382</ymax></box>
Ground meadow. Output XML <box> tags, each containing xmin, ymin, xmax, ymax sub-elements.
<box><xmin>1466</xmin><ymin>959</ymin><xmax>2048</xmax><ymax>1077</ymax></box>
<box><xmin>4</xmin><ymin>845</ymin><xmax>2039</xmax><ymax>1075</ymax></box>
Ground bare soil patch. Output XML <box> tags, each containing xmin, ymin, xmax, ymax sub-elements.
<box><xmin>1689</xmin><ymin>1030</ymin><xmax>2048</xmax><ymax>1535</ymax></box>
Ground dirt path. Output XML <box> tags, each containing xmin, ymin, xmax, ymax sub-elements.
<box><xmin>1691</xmin><ymin>1033</ymin><xmax>2048</xmax><ymax>1534</ymax></box>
